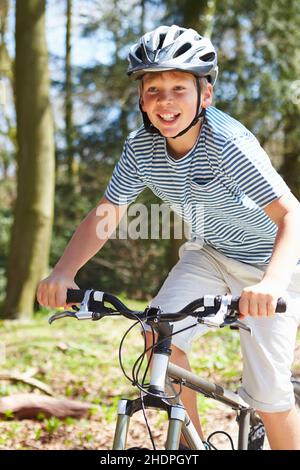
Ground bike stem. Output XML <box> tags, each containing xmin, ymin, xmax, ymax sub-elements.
<box><xmin>148</xmin><ymin>320</ymin><xmax>173</xmax><ymax>395</ymax></box>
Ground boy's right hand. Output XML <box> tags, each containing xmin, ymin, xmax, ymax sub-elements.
<box><xmin>36</xmin><ymin>272</ymin><xmax>79</xmax><ymax>309</ymax></box>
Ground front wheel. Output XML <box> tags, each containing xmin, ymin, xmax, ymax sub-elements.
<box><xmin>248</xmin><ymin>422</ymin><xmax>265</xmax><ymax>450</ymax></box>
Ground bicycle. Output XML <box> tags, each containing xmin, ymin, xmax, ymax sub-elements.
<box><xmin>48</xmin><ymin>289</ymin><xmax>300</xmax><ymax>450</ymax></box>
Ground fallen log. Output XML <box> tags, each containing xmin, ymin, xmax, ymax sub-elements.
<box><xmin>0</xmin><ymin>371</ymin><xmax>54</xmax><ymax>396</ymax></box>
<box><xmin>0</xmin><ymin>393</ymin><xmax>96</xmax><ymax>419</ymax></box>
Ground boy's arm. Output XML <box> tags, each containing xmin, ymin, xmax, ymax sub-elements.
<box><xmin>239</xmin><ymin>191</ymin><xmax>300</xmax><ymax>317</ymax></box>
<box><xmin>263</xmin><ymin>192</ymin><xmax>300</xmax><ymax>286</ymax></box>
<box><xmin>37</xmin><ymin>196</ymin><xmax>128</xmax><ymax>308</ymax></box>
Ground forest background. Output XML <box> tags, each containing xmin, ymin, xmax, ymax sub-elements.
<box><xmin>0</xmin><ymin>0</ymin><xmax>300</xmax><ymax>318</ymax></box>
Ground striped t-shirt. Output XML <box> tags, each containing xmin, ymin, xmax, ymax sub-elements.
<box><xmin>105</xmin><ymin>106</ymin><xmax>290</xmax><ymax>265</ymax></box>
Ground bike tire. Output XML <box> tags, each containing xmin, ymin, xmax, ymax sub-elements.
<box><xmin>247</xmin><ymin>422</ymin><xmax>265</xmax><ymax>450</ymax></box>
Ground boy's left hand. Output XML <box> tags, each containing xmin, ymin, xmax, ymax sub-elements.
<box><xmin>239</xmin><ymin>279</ymin><xmax>283</xmax><ymax>319</ymax></box>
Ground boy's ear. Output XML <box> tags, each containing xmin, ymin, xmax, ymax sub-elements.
<box><xmin>201</xmin><ymin>83</ymin><xmax>213</xmax><ymax>109</ymax></box>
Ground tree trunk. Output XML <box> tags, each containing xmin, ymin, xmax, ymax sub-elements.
<box><xmin>182</xmin><ymin>0</ymin><xmax>216</xmax><ymax>36</ymax></box>
<box><xmin>164</xmin><ymin>0</ymin><xmax>216</xmax><ymax>36</ymax></box>
<box><xmin>65</xmin><ymin>0</ymin><xmax>75</xmax><ymax>181</ymax></box>
<box><xmin>4</xmin><ymin>0</ymin><xmax>55</xmax><ymax>318</ymax></box>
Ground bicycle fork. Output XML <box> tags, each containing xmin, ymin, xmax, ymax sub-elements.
<box><xmin>112</xmin><ymin>395</ymin><xmax>185</xmax><ymax>450</ymax></box>
<box><xmin>113</xmin><ymin>320</ymin><xmax>187</xmax><ymax>450</ymax></box>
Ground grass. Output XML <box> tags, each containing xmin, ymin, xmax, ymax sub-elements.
<box><xmin>0</xmin><ymin>300</ymin><xmax>299</xmax><ymax>449</ymax></box>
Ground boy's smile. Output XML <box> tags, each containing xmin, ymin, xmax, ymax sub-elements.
<box><xmin>157</xmin><ymin>112</ymin><xmax>180</xmax><ymax>124</ymax></box>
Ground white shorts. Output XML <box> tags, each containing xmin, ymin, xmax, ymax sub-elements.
<box><xmin>146</xmin><ymin>241</ymin><xmax>300</xmax><ymax>412</ymax></box>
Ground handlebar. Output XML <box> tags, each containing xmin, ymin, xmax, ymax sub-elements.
<box><xmin>47</xmin><ymin>289</ymin><xmax>287</xmax><ymax>411</ymax></box>
<box><xmin>48</xmin><ymin>288</ymin><xmax>287</xmax><ymax>334</ymax></box>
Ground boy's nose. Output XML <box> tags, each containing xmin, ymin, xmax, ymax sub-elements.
<box><xmin>157</xmin><ymin>91</ymin><xmax>173</xmax><ymax>103</ymax></box>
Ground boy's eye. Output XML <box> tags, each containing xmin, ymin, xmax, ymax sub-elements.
<box><xmin>145</xmin><ymin>85</ymin><xmax>186</xmax><ymax>94</ymax></box>
<box><xmin>147</xmin><ymin>87</ymin><xmax>158</xmax><ymax>93</ymax></box>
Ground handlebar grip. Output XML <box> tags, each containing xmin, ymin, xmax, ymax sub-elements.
<box><xmin>66</xmin><ymin>289</ymin><xmax>85</xmax><ymax>304</ymax></box>
<box><xmin>231</xmin><ymin>296</ymin><xmax>287</xmax><ymax>313</ymax></box>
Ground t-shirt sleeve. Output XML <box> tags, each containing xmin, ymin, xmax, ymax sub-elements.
<box><xmin>104</xmin><ymin>139</ymin><xmax>147</xmax><ymax>205</ymax></box>
<box><xmin>221</xmin><ymin>133</ymin><xmax>290</xmax><ymax>208</ymax></box>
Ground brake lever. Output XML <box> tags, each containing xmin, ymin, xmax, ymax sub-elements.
<box><xmin>49</xmin><ymin>290</ymin><xmax>95</xmax><ymax>324</ymax></box>
<box><xmin>197</xmin><ymin>294</ymin><xmax>253</xmax><ymax>335</ymax></box>
<box><xmin>221</xmin><ymin>317</ymin><xmax>252</xmax><ymax>335</ymax></box>
<box><xmin>48</xmin><ymin>290</ymin><xmax>107</xmax><ymax>324</ymax></box>
<box><xmin>221</xmin><ymin>299</ymin><xmax>253</xmax><ymax>335</ymax></box>
<box><xmin>48</xmin><ymin>311</ymin><xmax>78</xmax><ymax>324</ymax></box>
<box><xmin>198</xmin><ymin>294</ymin><xmax>232</xmax><ymax>327</ymax></box>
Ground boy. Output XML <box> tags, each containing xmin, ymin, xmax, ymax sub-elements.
<box><xmin>37</xmin><ymin>25</ymin><xmax>300</xmax><ymax>449</ymax></box>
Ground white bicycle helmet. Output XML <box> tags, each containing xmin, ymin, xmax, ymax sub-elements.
<box><xmin>128</xmin><ymin>24</ymin><xmax>218</xmax><ymax>85</ymax></box>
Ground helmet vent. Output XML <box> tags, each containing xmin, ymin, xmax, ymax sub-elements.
<box><xmin>135</xmin><ymin>47</ymin><xmax>143</xmax><ymax>61</ymax></box>
<box><xmin>200</xmin><ymin>52</ymin><xmax>215</xmax><ymax>62</ymax></box>
<box><xmin>175</xmin><ymin>29</ymin><xmax>184</xmax><ymax>39</ymax></box>
<box><xmin>173</xmin><ymin>43</ymin><xmax>192</xmax><ymax>58</ymax></box>
<box><xmin>158</xmin><ymin>34</ymin><xmax>166</xmax><ymax>49</ymax></box>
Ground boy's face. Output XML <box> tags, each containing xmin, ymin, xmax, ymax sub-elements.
<box><xmin>140</xmin><ymin>70</ymin><xmax>212</xmax><ymax>139</ymax></box>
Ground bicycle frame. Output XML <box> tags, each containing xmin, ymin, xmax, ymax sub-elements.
<box><xmin>112</xmin><ymin>328</ymin><xmax>255</xmax><ymax>452</ymax></box>
<box><xmin>166</xmin><ymin>362</ymin><xmax>255</xmax><ymax>450</ymax></box>
<box><xmin>111</xmin><ymin>363</ymin><xmax>300</xmax><ymax>450</ymax></box>
<box><xmin>112</xmin><ymin>359</ymin><xmax>254</xmax><ymax>450</ymax></box>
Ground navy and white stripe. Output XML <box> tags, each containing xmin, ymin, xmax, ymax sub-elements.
<box><xmin>105</xmin><ymin>106</ymin><xmax>290</xmax><ymax>265</ymax></box>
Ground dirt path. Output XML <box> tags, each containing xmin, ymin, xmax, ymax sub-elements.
<box><xmin>0</xmin><ymin>400</ymin><xmax>271</xmax><ymax>450</ymax></box>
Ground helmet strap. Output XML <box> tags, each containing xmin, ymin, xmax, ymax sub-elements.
<box><xmin>139</xmin><ymin>102</ymin><xmax>158</xmax><ymax>134</ymax></box>
<box><xmin>139</xmin><ymin>78</ymin><xmax>205</xmax><ymax>139</ymax></box>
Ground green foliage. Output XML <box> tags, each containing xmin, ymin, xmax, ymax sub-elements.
<box><xmin>34</xmin><ymin>428</ymin><xmax>42</xmax><ymax>440</ymax></box>
<box><xmin>43</xmin><ymin>416</ymin><xmax>62</xmax><ymax>434</ymax></box>
<box><xmin>3</xmin><ymin>409</ymin><xmax>14</xmax><ymax>420</ymax></box>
